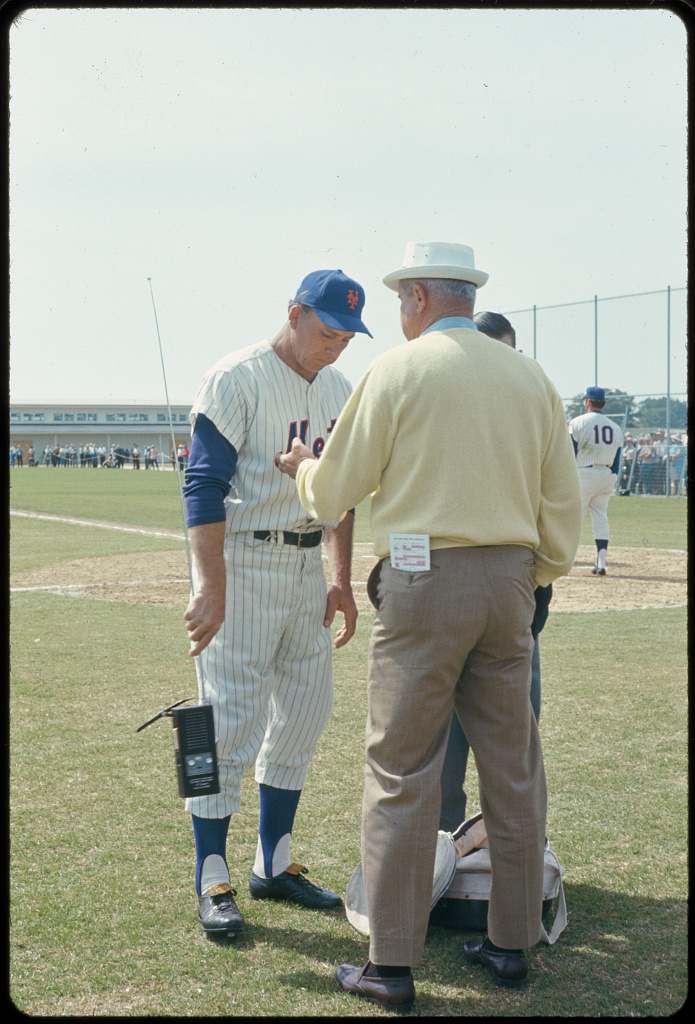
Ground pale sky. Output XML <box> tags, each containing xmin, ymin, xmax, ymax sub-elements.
<box><xmin>8</xmin><ymin>6</ymin><xmax>688</xmax><ymax>407</ymax></box>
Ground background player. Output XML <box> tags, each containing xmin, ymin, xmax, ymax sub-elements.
<box><xmin>181</xmin><ymin>268</ymin><xmax>371</xmax><ymax>937</ymax></box>
<box><xmin>568</xmin><ymin>386</ymin><xmax>623</xmax><ymax>575</ymax></box>
<box><xmin>439</xmin><ymin>311</ymin><xmax>546</xmax><ymax>833</ymax></box>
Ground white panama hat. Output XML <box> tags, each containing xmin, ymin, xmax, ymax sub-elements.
<box><xmin>344</xmin><ymin>830</ymin><xmax>457</xmax><ymax>936</ymax></box>
<box><xmin>383</xmin><ymin>241</ymin><xmax>489</xmax><ymax>291</ymax></box>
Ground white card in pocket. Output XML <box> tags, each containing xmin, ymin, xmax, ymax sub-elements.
<box><xmin>389</xmin><ymin>534</ymin><xmax>431</xmax><ymax>572</ymax></box>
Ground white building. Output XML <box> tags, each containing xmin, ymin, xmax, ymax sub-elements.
<box><xmin>9</xmin><ymin>403</ymin><xmax>193</xmax><ymax>464</ymax></box>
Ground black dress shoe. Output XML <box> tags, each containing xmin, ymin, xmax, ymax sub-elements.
<box><xmin>335</xmin><ymin>962</ymin><xmax>415</xmax><ymax>1008</ymax></box>
<box><xmin>198</xmin><ymin>883</ymin><xmax>244</xmax><ymax>935</ymax></box>
<box><xmin>249</xmin><ymin>863</ymin><xmax>342</xmax><ymax>910</ymax></box>
<box><xmin>463</xmin><ymin>938</ymin><xmax>528</xmax><ymax>987</ymax></box>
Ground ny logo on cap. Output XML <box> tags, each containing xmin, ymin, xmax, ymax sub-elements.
<box><xmin>347</xmin><ymin>289</ymin><xmax>359</xmax><ymax>310</ymax></box>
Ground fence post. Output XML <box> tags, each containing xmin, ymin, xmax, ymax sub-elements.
<box><xmin>677</xmin><ymin>452</ymin><xmax>687</xmax><ymax>497</ymax></box>
<box><xmin>614</xmin><ymin>404</ymin><xmax>630</xmax><ymax>494</ymax></box>
<box><xmin>533</xmin><ymin>305</ymin><xmax>537</xmax><ymax>360</ymax></box>
<box><xmin>594</xmin><ymin>294</ymin><xmax>598</xmax><ymax>387</ymax></box>
<box><xmin>666</xmin><ymin>285</ymin><xmax>672</xmax><ymax>494</ymax></box>
<box><xmin>627</xmin><ymin>451</ymin><xmax>638</xmax><ymax>493</ymax></box>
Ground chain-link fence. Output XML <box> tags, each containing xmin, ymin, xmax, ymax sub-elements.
<box><xmin>504</xmin><ymin>286</ymin><xmax>687</xmax><ymax>431</ymax></box>
<box><xmin>615</xmin><ymin>438</ymin><xmax>688</xmax><ymax>497</ymax></box>
<box><xmin>502</xmin><ymin>285</ymin><xmax>688</xmax><ymax>497</ymax></box>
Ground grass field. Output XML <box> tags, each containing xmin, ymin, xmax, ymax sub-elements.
<box><xmin>9</xmin><ymin>469</ymin><xmax>688</xmax><ymax>1016</ymax></box>
<box><xmin>10</xmin><ymin>464</ymin><xmax>688</xmax><ymax>549</ymax></box>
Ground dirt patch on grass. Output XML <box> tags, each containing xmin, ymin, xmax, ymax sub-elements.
<box><xmin>10</xmin><ymin>543</ymin><xmax>686</xmax><ymax>613</ymax></box>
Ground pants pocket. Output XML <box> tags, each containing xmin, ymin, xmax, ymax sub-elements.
<box><xmin>367</xmin><ymin>558</ymin><xmax>385</xmax><ymax>610</ymax></box>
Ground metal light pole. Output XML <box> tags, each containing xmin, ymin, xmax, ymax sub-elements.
<box><xmin>666</xmin><ymin>285</ymin><xmax>672</xmax><ymax>439</ymax></box>
<box><xmin>666</xmin><ymin>285</ymin><xmax>672</xmax><ymax>495</ymax></box>
<box><xmin>594</xmin><ymin>295</ymin><xmax>598</xmax><ymax>387</ymax></box>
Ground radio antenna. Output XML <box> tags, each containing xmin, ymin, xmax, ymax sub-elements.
<box><xmin>140</xmin><ymin>282</ymin><xmax>219</xmax><ymax>800</ymax></box>
<box><xmin>147</xmin><ymin>277</ymin><xmax>194</xmax><ymax>592</ymax></box>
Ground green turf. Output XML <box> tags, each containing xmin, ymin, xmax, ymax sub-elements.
<box><xmin>10</xmin><ymin>596</ymin><xmax>687</xmax><ymax>1016</ymax></box>
<box><xmin>10</xmin><ymin>467</ymin><xmax>376</xmax><ymax>544</ymax></box>
<box><xmin>8</xmin><ymin>469</ymin><xmax>688</xmax><ymax>1015</ymax></box>
<box><xmin>357</xmin><ymin>491</ymin><xmax>688</xmax><ymax>551</ymax></box>
<box><xmin>10</xmin><ymin>516</ymin><xmax>185</xmax><ymax>573</ymax></box>
<box><xmin>10</xmin><ymin>465</ymin><xmax>186</xmax><ymax>530</ymax></box>
<box><xmin>578</xmin><ymin>493</ymin><xmax>687</xmax><ymax>550</ymax></box>
<box><xmin>355</xmin><ymin>493</ymin><xmax>689</xmax><ymax>551</ymax></box>
<box><xmin>10</xmin><ymin>466</ymin><xmax>687</xmax><ymax>550</ymax></box>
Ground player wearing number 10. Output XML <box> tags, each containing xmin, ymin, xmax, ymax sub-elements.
<box><xmin>568</xmin><ymin>386</ymin><xmax>623</xmax><ymax>576</ymax></box>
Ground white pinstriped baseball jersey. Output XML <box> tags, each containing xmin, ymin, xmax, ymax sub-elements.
<box><xmin>189</xmin><ymin>340</ymin><xmax>352</xmax><ymax>533</ymax></box>
<box><xmin>186</xmin><ymin>338</ymin><xmax>353</xmax><ymax>820</ymax></box>
<box><xmin>568</xmin><ymin>411</ymin><xmax>623</xmax><ymax>469</ymax></box>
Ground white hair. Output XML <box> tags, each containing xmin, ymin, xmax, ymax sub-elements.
<box><xmin>401</xmin><ymin>277</ymin><xmax>477</xmax><ymax>305</ymax></box>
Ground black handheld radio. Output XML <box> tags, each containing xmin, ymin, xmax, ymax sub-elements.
<box><xmin>137</xmin><ymin>698</ymin><xmax>220</xmax><ymax>798</ymax></box>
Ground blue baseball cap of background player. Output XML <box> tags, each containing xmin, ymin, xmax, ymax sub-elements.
<box><xmin>293</xmin><ymin>269</ymin><xmax>373</xmax><ymax>337</ymax></box>
<box><xmin>584</xmin><ymin>386</ymin><xmax>605</xmax><ymax>402</ymax></box>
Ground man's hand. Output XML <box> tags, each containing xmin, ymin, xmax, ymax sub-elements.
<box><xmin>531</xmin><ymin>583</ymin><xmax>553</xmax><ymax>640</ymax></box>
<box><xmin>184</xmin><ymin>583</ymin><xmax>226</xmax><ymax>657</ymax></box>
<box><xmin>274</xmin><ymin>438</ymin><xmax>356</xmax><ymax>645</ymax></box>
<box><xmin>324</xmin><ymin>582</ymin><xmax>358</xmax><ymax>648</ymax></box>
<box><xmin>275</xmin><ymin>437</ymin><xmax>316</xmax><ymax>479</ymax></box>
<box><xmin>322</xmin><ymin>512</ymin><xmax>357</xmax><ymax>648</ymax></box>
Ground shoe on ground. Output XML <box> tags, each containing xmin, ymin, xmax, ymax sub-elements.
<box><xmin>591</xmin><ymin>565</ymin><xmax>607</xmax><ymax>576</ymax></box>
<box><xmin>198</xmin><ymin>883</ymin><xmax>244</xmax><ymax>935</ymax></box>
<box><xmin>335</xmin><ymin>962</ymin><xmax>415</xmax><ymax>1008</ymax></box>
<box><xmin>249</xmin><ymin>863</ymin><xmax>342</xmax><ymax>910</ymax></box>
<box><xmin>463</xmin><ymin>938</ymin><xmax>528</xmax><ymax>987</ymax></box>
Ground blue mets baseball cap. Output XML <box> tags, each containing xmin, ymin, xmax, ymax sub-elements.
<box><xmin>293</xmin><ymin>269</ymin><xmax>372</xmax><ymax>337</ymax></box>
<box><xmin>584</xmin><ymin>386</ymin><xmax>606</xmax><ymax>401</ymax></box>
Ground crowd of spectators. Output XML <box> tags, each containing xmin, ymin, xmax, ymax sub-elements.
<box><xmin>618</xmin><ymin>429</ymin><xmax>688</xmax><ymax>495</ymax></box>
<box><xmin>8</xmin><ymin>442</ymin><xmax>181</xmax><ymax>470</ymax></box>
<box><xmin>9</xmin><ymin>433</ymin><xmax>687</xmax><ymax>494</ymax></box>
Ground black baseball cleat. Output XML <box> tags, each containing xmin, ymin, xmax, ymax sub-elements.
<box><xmin>463</xmin><ymin>938</ymin><xmax>528</xmax><ymax>987</ymax></box>
<box><xmin>249</xmin><ymin>863</ymin><xmax>342</xmax><ymax>910</ymax></box>
<box><xmin>198</xmin><ymin>883</ymin><xmax>244</xmax><ymax>936</ymax></box>
<box><xmin>591</xmin><ymin>565</ymin><xmax>607</xmax><ymax>576</ymax></box>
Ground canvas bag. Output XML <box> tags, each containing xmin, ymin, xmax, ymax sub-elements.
<box><xmin>430</xmin><ymin>813</ymin><xmax>567</xmax><ymax>945</ymax></box>
<box><xmin>346</xmin><ymin>830</ymin><xmax>457</xmax><ymax>937</ymax></box>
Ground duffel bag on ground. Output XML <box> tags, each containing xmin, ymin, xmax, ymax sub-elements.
<box><xmin>345</xmin><ymin>831</ymin><xmax>457</xmax><ymax>937</ymax></box>
<box><xmin>429</xmin><ymin>813</ymin><xmax>567</xmax><ymax>945</ymax></box>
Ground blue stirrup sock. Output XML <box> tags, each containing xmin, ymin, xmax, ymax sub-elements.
<box><xmin>192</xmin><ymin>814</ymin><xmax>231</xmax><ymax>896</ymax></box>
<box><xmin>252</xmin><ymin>784</ymin><xmax>302</xmax><ymax>879</ymax></box>
<box><xmin>595</xmin><ymin>538</ymin><xmax>608</xmax><ymax>569</ymax></box>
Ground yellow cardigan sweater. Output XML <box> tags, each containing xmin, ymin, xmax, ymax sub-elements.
<box><xmin>296</xmin><ymin>328</ymin><xmax>582</xmax><ymax>588</ymax></box>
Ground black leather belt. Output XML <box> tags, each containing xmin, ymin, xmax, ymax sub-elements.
<box><xmin>253</xmin><ymin>530</ymin><xmax>323</xmax><ymax>548</ymax></box>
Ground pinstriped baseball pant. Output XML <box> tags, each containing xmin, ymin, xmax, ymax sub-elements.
<box><xmin>186</xmin><ymin>532</ymin><xmax>334</xmax><ymax>819</ymax></box>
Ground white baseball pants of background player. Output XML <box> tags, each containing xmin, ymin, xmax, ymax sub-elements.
<box><xmin>578</xmin><ymin>465</ymin><xmax>615</xmax><ymax>541</ymax></box>
<box><xmin>186</xmin><ymin>531</ymin><xmax>334</xmax><ymax>822</ymax></box>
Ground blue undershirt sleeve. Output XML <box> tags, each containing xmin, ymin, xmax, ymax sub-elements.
<box><xmin>571</xmin><ymin>436</ymin><xmax>578</xmax><ymax>456</ymax></box>
<box><xmin>183</xmin><ymin>413</ymin><xmax>238</xmax><ymax>527</ymax></box>
<box><xmin>610</xmin><ymin>447</ymin><xmax>622</xmax><ymax>474</ymax></box>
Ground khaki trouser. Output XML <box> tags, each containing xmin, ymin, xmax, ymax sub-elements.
<box><xmin>362</xmin><ymin>545</ymin><xmax>547</xmax><ymax>965</ymax></box>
